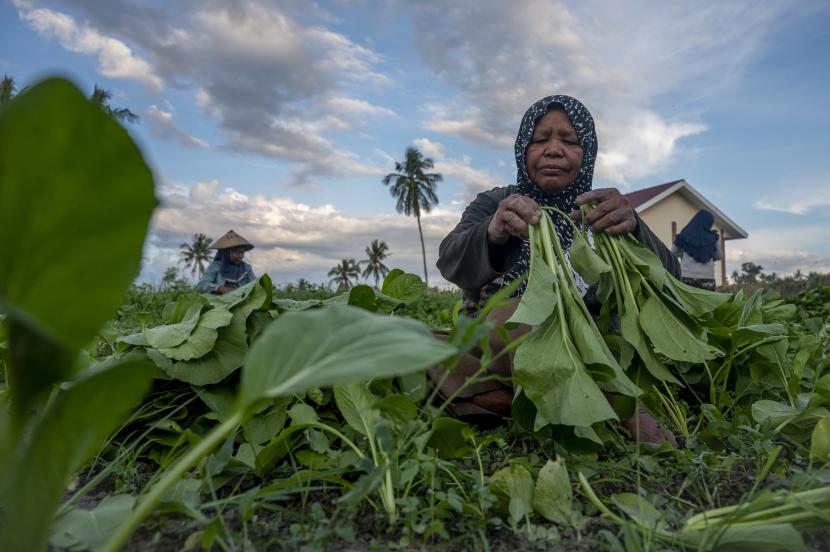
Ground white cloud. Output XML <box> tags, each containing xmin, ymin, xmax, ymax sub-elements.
<box><xmin>17</xmin><ymin>1</ymin><xmax>391</xmax><ymax>186</ymax></box>
<box><xmin>434</xmin><ymin>157</ymin><xmax>503</xmax><ymax>195</ymax></box>
<box><xmin>412</xmin><ymin>0</ymin><xmax>789</xmax><ymax>183</ymax></box>
<box><xmin>726</xmin><ymin>225</ymin><xmax>830</xmax><ymax>276</ymax></box>
<box><xmin>411</xmin><ymin>138</ymin><xmax>505</xmax><ymax>195</ymax></box>
<box><xmin>413</xmin><ymin>137</ymin><xmax>445</xmax><ymax>160</ymax></box>
<box><xmin>20</xmin><ymin>7</ymin><xmax>162</xmax><ymax>91</ymax></box>
<box><xmin>754</xmin><ymin>184</ymin><xmax>830</xmax><ymax>215</ymax></box>
<box><xmin>145</xmin><ymin>105</ymin><xmax>208</xmax><ymax>148</ymax></box>
<box><xmin>596</xmin><ymin>110</ymin><xmax>708</xmax><ymax>184</ymax></box>
<box><xmin>141</xmin><ymin>180</ymin><xmax>463</xmax><ymax>286</ymax></box>
<box><xmin>326</xmin><ymin>96</ymin><xmax>396</xmax><ymax>118</ymax></box>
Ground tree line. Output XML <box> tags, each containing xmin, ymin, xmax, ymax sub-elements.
<box><xmin>177</xmin><ymin>234</ymin><xmax>393</xmax><ymax>291</ymax></box>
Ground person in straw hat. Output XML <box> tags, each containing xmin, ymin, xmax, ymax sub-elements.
<box><xmin>197</xmin><ymin>230</ymin><xmax>257</xmax><ymax>294</ymax></box>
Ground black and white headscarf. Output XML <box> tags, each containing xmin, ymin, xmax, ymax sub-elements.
<box><xmin>502</xmin><ymin>95</ymin><xmax>598</xmax><ymax>295</ymax></box>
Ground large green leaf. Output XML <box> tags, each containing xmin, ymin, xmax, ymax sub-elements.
<box><xmin>566</xmin><ymin>292</ymin><xmax>641</xmax><ymax>397</ymax></box>
<box><xmin>617</xmin><ymin>236</ymin><xmax>668</xmax><ymax>288</ymax></box>
<box><xmin>513</xmin><ymin>308</ymin><xmax>618</xmax><ymax>428</ymax></box>
<box><xmin>50</xmin><ymin>494</ymin><xmax>137</xmax><ymax>551</ymax></box>
<box><xmin>0</xmin><ymin>78</ymin><xmax>155</xmax><ymax>350</ymax></box>
<box><xmin>334</xmin><ymin>384</ymin><xmax>380</xmax><ymax>436</ymax></box>
<box><xmin>810</xmin><ymin>416</ymin><xmax>830</xmax><ymax>463</ymax></box>
<box><xmin>159</xmin><ymin>280</ymin><xmax>268</xmax><ymax>385</ymax></box>
<box><xmin>239</xmin><ymin>305</ymin><xmax>455</xmax><ymax>409</ymax></box>
<box><xmin>144</xmin><ymin>299</ymin><xmax>204</xmax><ymax>349</ymax></box>
<box><xmin>639</xmin><ymin>295</ymin><xmax>722</xmax><ymax>363</ymax></box>
<box><xmin>533</xmin><ymin>457</ymin><xmax>579</xmax><ymax>526</ymax></box>
<box><xmin>381</xmin><ymin>270</ymin><xmax>427</xmax><ymax>304</ymax></box>
<box><xmin>0</xmin><ymin>355</ymin><xmax>155</xmax><ymax>551</ymax></box>
<box><xmin>156</xmin><ymin>307</ymin><xmax>233</xmax><ymax>361</ymax></box>
<box><xmin>424</xmin><ymin>417</ymin><xmax>473</xmax><ymax>458</ymax></box>
<box><xmin>568</xmin><ymin>230</ymin><xmax>610</xmax><ymax>285</ymax></box>
<box><xmin>618</xmin><ymin>291</ymin><xmax>680</xmax><ymax>384</ymax></box>
<box><xmin>664</xmin><ymin>277</ymin><xmax>731</xmax><ymax>317</ymax></box>
<box><xmin>611</xmin><ymin>492</ymin><xmax>666</xmax><ymax>530</ymax></box>
<box><xmin>508</xmin><ymin>236</ymin><xmax>557</xmax><ymax>327</ymax></box>
<box><xmin>490</xmin><ymin>464</ymin><xmax>534</xmax><ymax>527</ymax></box>
<box><xmin>159</xmin><ymin>310</ymin><xmax>248</xmax><ymax>385</ymax></box>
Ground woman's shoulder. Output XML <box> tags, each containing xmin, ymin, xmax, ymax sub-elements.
<box><xmin>477</xmin><ymin>186</ymin><xmax>513</xmax><ymax>200</ymax></box>
<box><xmin>468</xmin><ymin>186</ymin><xmax>513</xmax><ymax>209</ymax></box>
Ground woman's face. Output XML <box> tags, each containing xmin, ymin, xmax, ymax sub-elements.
<box><xmin>526</xmin><ymin>109</ymin><xmax>583</xmax><ymax>194</ymax></box>
<box><xmin>228</xmin><ymin>247</ymin><xmax>246</xmax><ymax>264</ymax></box>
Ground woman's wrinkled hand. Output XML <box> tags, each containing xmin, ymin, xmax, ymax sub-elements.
<box><xmin>570</xmin><ymin>188</ymin><xmax>638</xmax><ymax>235</ymax></box>
<box><xmin>488</xmin><ymin>193</ymin><xmax>543</xmax><ymax>243</ymax></box>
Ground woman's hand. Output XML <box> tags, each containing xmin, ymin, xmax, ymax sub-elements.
<box><xmin>487</xmin><ymin>193</ymin><xmax>543</xmax><ymax>243</ymax></box>
<box><xmin>570</xmin><ymin>188</ymin><xmax>638</xmax><ymax>235</ymax></box>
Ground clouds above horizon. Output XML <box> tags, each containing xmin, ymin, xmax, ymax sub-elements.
<box><xmin>16</xmin><ymin>0</ymin><xmax>791</xmax><ymax>187</ymax></box>
<box><xmin>144</xmin><ymin>179</ymin><xmax>460</xmax><ymax>285</ymax></box>
<box><xmin>16</xmin><ymin>0</ymin><xmax>393</xmax><ymax>186</ymax></box>
<box><xmin>411</xmin><ymin>0</ymin><xmax>788</xmax><ymax>184</ymax></box>
<box><xmin>727</xmin><ymin>225</ymin><xmax>830</xmax><ymax>276</ymax></box>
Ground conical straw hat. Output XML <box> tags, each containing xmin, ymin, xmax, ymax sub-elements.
<box><xmin>209</xmin><ymin>230</ymin><xmax>254</xmax><ymax>250</ymax></box>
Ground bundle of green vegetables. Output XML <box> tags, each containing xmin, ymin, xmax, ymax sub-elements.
<box><xmin>509</xmin><ymin>205</ymin><xmax>733</xmax><ymax>442</ymax></box>
<box><xmin>508</xmin><ymin>209</ymin><xmax>641</xmax><ymax>443</ymax></box>
<box><xmin>113</xmin><ymin>270</ymin><xmax>429</xmax><ymax>387</ymax></box>
<box><xmin>117</xmin><ymin>275</ymin><xmax>274</xmax><ymax>385</ymax></box>
<box><xmin>583</xmin><ymin>203</ymin><xmax>731</xmax><ymax>386</ymax></box>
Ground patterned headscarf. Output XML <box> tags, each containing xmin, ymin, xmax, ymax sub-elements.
<box><xmin>502</xmin><ymin>95</ymin><xmax>598</xmax><ymax>294</ymax></box>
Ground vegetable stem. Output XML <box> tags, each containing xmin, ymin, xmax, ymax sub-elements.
<box><xmin>101</xmin><ymin>409</ymin><xmax>246</xmax><ymax>552</ymax></box>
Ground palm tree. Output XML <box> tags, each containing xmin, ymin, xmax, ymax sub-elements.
<box><xmin>361</xmin><ymin>239</ymin><xmax>390</xmax><ymax>288</ymax></box>
<box><xmin>328</xmin><ymin>259</ymin><xmax>360</xmax><ymax>292</ymax></box>
<box><xmin>0</xmin><ymin>75</ymin><xmax>18</xmax><ymax>106</ymax></box>
<box><xmin>382</xmin><ymin>147</ymin><xmax>442</xmax><ymax>286</ymax></box>
<box><xmin>179</xmin><ymin>233</ymin><xmax>213</xmax><ymax>277</ymax></box>
<box><xmin>89</xmin><ymin>85</ymin><xmax>139</xmax><ymax>123</ymax></box>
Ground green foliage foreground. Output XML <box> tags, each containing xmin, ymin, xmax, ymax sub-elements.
<box><xmin>0</xmin><ymin>78</ymin><xmax>828</xmax><ymax>552</ymax></box>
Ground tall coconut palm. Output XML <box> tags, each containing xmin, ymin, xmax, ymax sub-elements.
<box><xmin>89</xmin><ymin>85</ymin><xmax>139</xmax><ymax>124</ymax></box>
<box><xmin>0</xmin><ymin>75</ymin><xmax>19</xmax><ymax>106</ymax></box>
<box><xmin>328</xmin><ymin>259</ymin><xmax>360</xmax><ymax>292</ymax></box>
<box><xmin>360</xmin><ymin>239</ymin><xmax>390</xmax><ymax>288</ymax></box>
<box><xmin>179</xmin><ymin>233</ymin><xmax>213</xmax><ymax>277</ymax></box>
<box><xmin>382</xmin><ymin>147</ymin><xmax>442</xmax><ymax>286</ymax></box>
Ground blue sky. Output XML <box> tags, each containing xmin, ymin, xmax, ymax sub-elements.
<box><xmin>3</xmin><ymin>0</ymin><xmax>829</xmax><ymax>286</ymax></box>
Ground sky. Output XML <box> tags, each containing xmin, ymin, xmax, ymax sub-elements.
<box><xmin>3</xmin><ymin>0</ymin><xmax>829</xmax><ymax>287</ymax></box>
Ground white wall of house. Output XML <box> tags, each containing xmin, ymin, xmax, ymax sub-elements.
<box><xmin>638</xmin><ymin>193</ymin><xmax>725</xmax><ymax>286</ymax></box>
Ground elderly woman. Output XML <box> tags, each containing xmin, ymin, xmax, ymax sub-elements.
<box><xmin>672</xmin><ymin>209</ymin><xmax>722</xmax><ymax>290</ymax></box>
<box><xmin>434</xmin><ymin>95</ymin><xmax>679</xmax><ymax>444</ymax></box>
<box><xmin>197</xmin><ymin>230</ymin><xmax>257</xmax><ymax>294</ymax></box>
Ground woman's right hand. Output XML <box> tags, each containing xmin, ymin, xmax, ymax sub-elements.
<box><xmin>487</xmin><ymin>194</ymin><xmax>543</xmax><ymax>243</ymax></box>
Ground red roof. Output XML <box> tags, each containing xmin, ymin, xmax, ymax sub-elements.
<box><xmin>623</xmin><ymin>180</ymin><xmax>682</xmax><ymax>208</ymax></box>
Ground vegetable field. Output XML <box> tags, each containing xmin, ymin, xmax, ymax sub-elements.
<box><xmin>1</xmin><ymin>79</ymin><xmax>829</xmax><ymax>552</ymax></box>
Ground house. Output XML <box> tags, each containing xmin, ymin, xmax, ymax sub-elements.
<box><xmin>624</xmin><ymin>179</ymin><xmax>748</xmax><ymax>286</ymax></box>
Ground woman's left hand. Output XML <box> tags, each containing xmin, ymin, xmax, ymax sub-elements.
<box><xmin>570</xmin><ymin>188</ymin><xmax>638</xmax><ymax>235</ymax></box>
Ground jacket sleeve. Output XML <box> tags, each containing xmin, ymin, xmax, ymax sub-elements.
<box><xmin>197</xmin><ymin>262</ymin><xmax>221</xmax><ymax>293</ymax></box>
<box><xmin>436</xmin><ymin>187</ymin><xmax>523</xmax><ymax>290</ymax></box>
<box><xmin>633</xmin><ymin>214</ymin><xmax>681</xmax><ymax>279</ymax></box>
